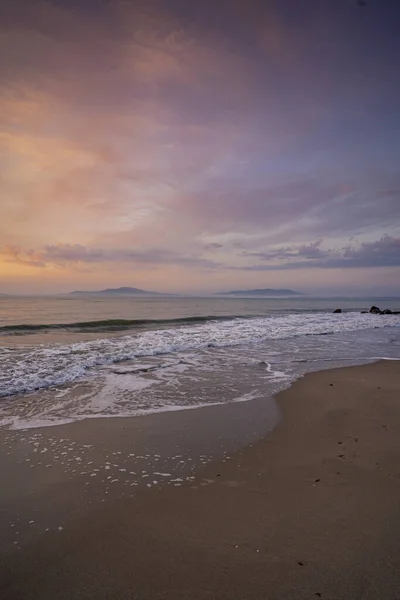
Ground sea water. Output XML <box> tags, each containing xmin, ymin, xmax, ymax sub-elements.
<box><xmin>0</xmin><ymin>295</ymin><xmax>399</xmax><ymax>429</ymax></box>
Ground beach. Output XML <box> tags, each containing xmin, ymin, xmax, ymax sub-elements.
<box><xmin>1</xmin><ymin>359</ymin><xmax>399</xmax><ymax>599</ymax></box>
<box><xmin>3</xmin><ymin>0</ymin><xmax>400</xmax><ymax>596</ymax></box>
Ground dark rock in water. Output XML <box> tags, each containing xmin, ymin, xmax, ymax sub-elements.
<box><xmin>366</xmin><ymin>306</ymin><xmax>399</xmax><ymax>314</ymax></box>
<box><xmin>333</xmin><ymin>308</ymin><xmax>342</xmax><ymax>313</ymax></box>
<box><xmin>369</xmin><ymin>305</ymin><xmax>382</xmax><ymax>314</ymax></box>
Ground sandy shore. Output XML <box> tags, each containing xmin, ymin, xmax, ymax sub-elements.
<box><xmin>1</xmin><ymin>360</ymin><xmax>400</xmax><ymax>599</ymax></box>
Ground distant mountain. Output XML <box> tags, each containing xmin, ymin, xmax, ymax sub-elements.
<box><xmin>218</xmin><ymin>288</ymin><xmax>303</xmax><ymax>297</ymax></box>
<box><xmin>69</xmin><ymin>286</ymin><xmax>169</xmax><ymax>296</ymax></box>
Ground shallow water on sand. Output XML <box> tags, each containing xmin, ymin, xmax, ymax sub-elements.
<box><xmin>0</xmin><ymin>295</ymin><xmax>399</xmax><ymax>429</ymax></box>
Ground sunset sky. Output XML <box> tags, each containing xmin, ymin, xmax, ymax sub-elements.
<box><xmin>1</xmin><ymin>0</ymin><xmax>399</xmax><ymax>295</ymax></box>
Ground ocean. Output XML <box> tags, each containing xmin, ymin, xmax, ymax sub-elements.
<box><xmin>0</xmin><ymin>295</ymin><xmax>399</xmax><ymax>430</ymax></box>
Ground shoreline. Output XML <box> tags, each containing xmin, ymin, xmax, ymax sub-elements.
<box><xmin>1</xmin><ymin>359</ymin><xmax>400</xmax><ymax>599</ymax></box>
<box><xmin>0</xmin><ymin>388</ymin><xmax>281</xmax><ymax>553</ymax></box>
<box><xmin>0</xmin><ymin>352</ymin><xmax>390</xmax><ymax>431</ymax></box>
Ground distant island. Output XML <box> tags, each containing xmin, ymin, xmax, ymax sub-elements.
<box><xmin>218</xmin><ymin>288</ymin><xmax>303</xmax><ymax>297</ymax></box>
<box><xmin>69</xmin><ymin>286</ymin><xmax>170</xmax><ymax>296</ymax></box>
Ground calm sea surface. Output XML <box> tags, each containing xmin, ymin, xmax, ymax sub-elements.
<box><xmin>0</xmin><ymin>295</ymin><xmax>399</xmax><ymax>429</ymax></box>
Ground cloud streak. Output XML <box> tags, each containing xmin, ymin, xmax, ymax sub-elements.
<box><xmin>0</xmin><ymin>243</ymin><xmax>219</xmax><ymax>270</ymax></box>
<box><xmin>2</xmin><ymin>235</ymin><xmax>399</xmax><ymax>276</ymax></box>
<box><xmin>234</xmin><ymin>236</ymin><xmax>400</xmax><ymax>271</ymax></box>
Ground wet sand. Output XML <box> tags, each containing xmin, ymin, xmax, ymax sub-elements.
<box><xmin>1</xmin><ymin>360</ymin><xmax>400</xmax><ymax>599</ymax></box>
<box><xmin>0</xmin><ymin>393</ymin><xmax>280</xmax><ymax>552</ymax></box>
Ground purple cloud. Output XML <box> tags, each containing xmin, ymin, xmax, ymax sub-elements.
<box><xmin>231</xmin><ymin>236</ymin><xmax>400</xmax><ymax>271</ymax></box>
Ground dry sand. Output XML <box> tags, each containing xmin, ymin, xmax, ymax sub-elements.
<box><xmin>1</xmin><ymin>360</ymin><xmax>400</xmax><ymax>600</ymax></box>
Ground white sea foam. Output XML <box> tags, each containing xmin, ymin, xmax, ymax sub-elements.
<box><xmin>0</xmin><ymin>312</ymin><xmax>399</xmax><ymax>398</ymax></box>
<box><xmin>0</xmin><ymin>313</ymin><xmax>399</xmax><ymax>430</ymax></box>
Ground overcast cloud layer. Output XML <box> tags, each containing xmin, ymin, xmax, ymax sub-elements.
<box><xmin>1</xmin><ymin>0</ymin><xmax>399</xmax><ymax>294</ymax></box>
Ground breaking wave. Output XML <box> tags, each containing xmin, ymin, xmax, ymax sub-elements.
<box><xmin>0</xmin><ymin>312</ymin><xmax>399</xmax><ymax>398</ymax></box>
<box><xmin>0</xmin><ymin>315</ymin><xmax>247</xmax><ymax>335</ymax></box>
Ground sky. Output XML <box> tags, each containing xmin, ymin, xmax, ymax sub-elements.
<box><xmin>1</xmin><ymin>0</ymin><xmax>400</xmax><ymax>295</ymax></box>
